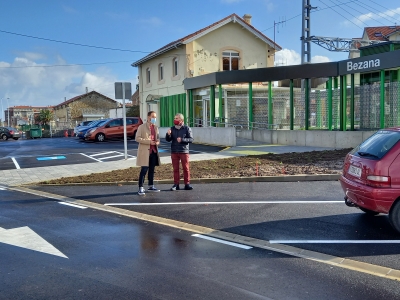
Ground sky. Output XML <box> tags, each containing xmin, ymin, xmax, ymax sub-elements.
<box><xmin>1</xmin><ymin>0</ymin><xmax>400</xmax><ymax>108</ymax></box>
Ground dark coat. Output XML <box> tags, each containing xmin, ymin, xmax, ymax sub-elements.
<box><xmin>165</xmin><ymin>125</ymin><xmax>193</xmax><ymax>153</ymax></box>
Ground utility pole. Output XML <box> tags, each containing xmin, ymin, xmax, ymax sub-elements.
<box><xmin>301</xmin><ymin>0</ymin><xmax>317</xmax><ymax>65</ymax></box>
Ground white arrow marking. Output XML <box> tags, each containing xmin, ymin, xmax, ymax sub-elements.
<box><xmin>0</xmin><ymin>227</ymin><xmax>68</xmax><ymax>258</ymax></box>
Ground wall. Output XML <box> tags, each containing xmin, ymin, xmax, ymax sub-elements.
<box><xmin>159</xmin><ymin>127</ymin><xmax>236</xmax><ymax>147</ymax></box>
<box><xmin>237</xmin><ymin>129</ymin><xmax>376</xmax><ymax>148</ymax></box>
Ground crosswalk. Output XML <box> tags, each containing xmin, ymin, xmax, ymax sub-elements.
<box><xmin>81</xmin><ymin>151</ymin><xmax>136</xmax><ymax>162</ymax></box>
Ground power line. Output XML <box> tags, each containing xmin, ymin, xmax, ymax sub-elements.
<box><xmin>0</xmin><ymin>29</ymin><xmax>151</xmax><ymax>53</ymax></box>
<box><xmin>318</xmin><ymin>0</ymin><xmax>363</xmax><ymax>29</ymax></box>
<box><xmin>0</xmin><ymin>60</ymin><xmax>134</xmax><ymax>68</ymax></box>
<box><xmin>357</xmin><ymin>0</ymin><xmax>400</xmax><ymax>24</ymax></box>
<box><xmin>328</xmin><ymin>0</ymin><xmax>371</xmax><ymax>27</ymax></box>
<box><xmin>367</xmin><ymin>0</ymin><xmax>400</xmax><ymax>21</ymax></box>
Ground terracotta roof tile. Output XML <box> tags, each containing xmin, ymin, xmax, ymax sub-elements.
<box><xmin>365</xmin><ymin>26</ymin><xmax>400</xmax><ymax>41</ymax></box>
<box><xmin>54</xmin><ymin>91</ymin><xmax>117</xmax><ymax>108</ymax></box>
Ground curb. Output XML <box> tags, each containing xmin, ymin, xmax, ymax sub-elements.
<box><xmin>28</xmin><ymin>174</ymin><xmax>341</xmax><ymax>187</ymax></box>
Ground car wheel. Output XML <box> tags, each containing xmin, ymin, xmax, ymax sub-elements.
<box><xmin>96</xmin><ymin>133</ymin><xmax>105</xmax><ymax>142</ymax></box>
<box><xmin>389</xmin><ymin>200</ymin><xmax>400</xmax><ymax>233</ymax></box>
<box><xmin>1</xmin><ymin>134</ymin><xmax>8</xmax><ymax>141</ymax></box>
<box><xmin>359</xmin><ymin>207</ymin><xmax>379</xmax><ymax>216</ymax></box>
<box><xmin>13</xmin><ymin>138</ymin><xmax>19</xmax><ymax>140</ymax></box>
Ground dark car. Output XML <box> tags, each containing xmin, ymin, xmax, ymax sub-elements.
<box><xmin>74</xmin><ymin>120</ymin><xmax>94</xmax><ymax>136</ymax></box>
<box><xmin>340</xmin><ymin>128</ymin><xmax>400</xmax><ymax>233</ymax></box>
<box><xmin>84</xmin><ymin>117</ymin><xmax>143</xmax><ymax>142</ymax></box>
<box><xmin>76</xmin><ymin>119</ymin><xmax>109</xmax><ymax>139</ymax></box>
<box><xmin>0</xmin><ymin>127</ymin><xmax>22</xmax><ymax>141</ymax></box>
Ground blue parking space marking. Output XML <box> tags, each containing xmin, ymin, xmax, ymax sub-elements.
<box><xmin>37</xmin><ymin>156</ymin><xmax>66</xmax><ymax>161</ymax></box>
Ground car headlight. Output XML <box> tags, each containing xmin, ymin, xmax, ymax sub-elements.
<box><xmin>87</xmin><ymin>129</ymin><xmax>96</xmax><ymax>134</ymax></box>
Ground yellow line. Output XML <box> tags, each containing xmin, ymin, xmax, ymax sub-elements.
<box><xmin>11</xmin><ymin>186</ymin><xmax>400</xmax><ymax>282</ymax></box>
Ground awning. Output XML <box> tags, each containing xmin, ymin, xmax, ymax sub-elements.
<box><xmin>146</xmin><ymin>94</ymin><xmax>163</xmax><ymax>103</ymax></box>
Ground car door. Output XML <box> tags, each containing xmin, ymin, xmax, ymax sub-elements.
<box><xmin>105</xmin><ymin>119</ymin><xmax>122</xmax><ymax>139</ymax></box>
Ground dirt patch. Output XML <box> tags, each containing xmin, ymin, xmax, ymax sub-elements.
<box><xmin>40</xmin><ymin>148</ymin><xmax>351</xmax><ymax>185</ymax></box>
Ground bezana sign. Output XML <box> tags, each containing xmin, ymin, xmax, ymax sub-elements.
<box><xmin>347</xmin><ymin>59</ymin><xmax>380</xmax><ymax>72</ymax></box>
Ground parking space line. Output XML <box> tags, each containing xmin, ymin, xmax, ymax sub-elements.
<box><xmin>105</xmin><ymin>200</ymin><xmax>343</xmax><ymax>206</ymax></box>
<box><xmin>90</xmin><ymin>151</ymin><xmax>115</xmax><ymax>157</ymax></box>
<box><xmin>11</xmin><ymin>157</ymin><xmax>21</xmax><ymax>169</ymax></box>
<box><xmin>192</xmin><ymin>234</ymin><xmax>253</xmax><ymax>249</ymax></box>
<box><xmin>270</xmin><ymin>240</ymin><xmax>400</xmax><ymax>244</ymax></box>
<box><xmin>58</xmin><ymin>202</ymin><xmax>87</xmax><ymax>209</ymax></box>
<box><xmin>100</xmin><ymin>154</ymin><xmax>125</xmax><ymax>160</ymax></box>
<box><xmin>80</xmin><ymin>153</ymin><xmax>103</xmax><ymax>162</ymax></box>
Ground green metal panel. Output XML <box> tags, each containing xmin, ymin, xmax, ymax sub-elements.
<box><xmin>343</xmin><ymin>75</ymin><xmax>347</xmax><ymax>130</ymax></box>
<box><xmin>327</xmin><ymin>77</ymin><xmax>333</xmax><ymax>130</ymax></box>
<box><xmin>248</xmin><ymin>82</ymin><xmax>253</xmax><ymax>129</ymax></box>
<box><xmin>305</xmin><ymin>79</ymin><xmax>309</xmax><ymax>130</ymax></box>
<box><xmin>189</xmin><ymin>90</ymin><xmax>193</xmax><ymax>127</ymax></box>
<box><xmin>218</xmin><ymin>84</ymin><xmax>223</xmax><ymax>126</ymax></box>
<box><xmin>334</xmin><ymin>77</ymin><xmax>338</xmax><ymax>89</ymax></box>
<box><xmin>210</xmin><ymin>85</ymin><xmax>215</xmax><ymax>127</ymax></box>
<box><xmin>339</xmin><ymin>76</ymin><xmax>344</xmax><ymax>131</ymax></box>
<box><xmin>268</xmin><ymin>82</ymin><xmax>273</xmax><ymax>128</ymax></box>
<box><xmin>316</xmin><ymin>90</ymin><xmax>322</xmax><ymax>128</ymax></box>
<box><xmin>350</xmin><ymin>74</ymin><xmax>355</xmax><ymax>131</ymax></box>
<box><xmin>290</xmin><ymin>79</ymin><xmax>294</xmax><ymax>130</ymax></box>
<box><xmin>380</xmin><ymin>70</ymin><xmax>385</xmax><ymax>128</ymax></box>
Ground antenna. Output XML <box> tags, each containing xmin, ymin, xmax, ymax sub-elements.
<box><xmin>273</xmin><ymin>16</ymin><xmax>286</xmax><ymax>65</ymax></box>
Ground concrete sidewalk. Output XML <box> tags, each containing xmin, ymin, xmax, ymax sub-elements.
<box><xmin>0</xmin><ymin>138</ymin><xmax>340</xmax><ymax>187</ymax></box>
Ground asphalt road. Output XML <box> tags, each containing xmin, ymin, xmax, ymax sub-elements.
<box><xmin>2</xmin><ymin>186</ymin><xmax>400</xmax><ymax>299</ymax></box>
<box><xmin>0</xmin><ymin>137</ymin><xmax>224</xmax><ymax>171</ymax></box>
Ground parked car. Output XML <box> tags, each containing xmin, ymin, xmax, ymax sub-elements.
<box><xmin>74</xmin><ymin>120</ymin><xmax>94</xmax><ymax>136</ymax></box>
<box><xmin>340</xmin><ymin>128</ymin><xmax>400</xmax><ymax>233</ymax></box>
<box><xmin>76</xmin><ymin>119</ymin><xmax>108</xmax><ymax>139</ymax></box>
<box><xmin>0</xmin><ymin>127</ymin><xmax>22</xmax><ymax>141</ymax></box>
<box><xmin>84</xmin><ymin>117</ymin><xmax>142</xmax><ymax>142</ymax></box>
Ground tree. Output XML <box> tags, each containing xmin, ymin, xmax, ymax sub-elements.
<box><xmin>38</xmin><ymin>109</ymin><xmax>54</xmax><ymax>125</ymax></box>
<box><xmin>126</xmin><ymin>105</ymin><xmax>140</xmax><ymax>117</ymax></box>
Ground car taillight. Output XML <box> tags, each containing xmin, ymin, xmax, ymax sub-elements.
<box><xmin>366</xmin><ymin>175</ymin><xmax>391</xmax><ymax>188</ymax></box>
<box><xmin>9</xmin><ymin>130</ymin><xmax>14</xmax><ymax>134</ymax></box>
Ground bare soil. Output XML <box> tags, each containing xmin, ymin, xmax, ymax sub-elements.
<box><xmin>40</xmin><ymin>148</ymin><xmax>351</xmax><ymax>185</ymax></box>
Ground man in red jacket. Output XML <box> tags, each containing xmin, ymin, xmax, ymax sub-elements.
<box><xmin>166</xmin><ymin>113</ymin><xmax>194</xmax><ymax>191</ymax></box>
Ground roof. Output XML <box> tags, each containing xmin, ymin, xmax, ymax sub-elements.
<box><xmin>131</xmin><ymin>13</ymin><xmax>281</xmax><ymax>67</ymax></box>
<box><xmin>54</xmin><ymin>91</ymin><xmax>117</xmax><ymax>108</ymax></box>
<box><xmin>364</xmin><ymin>26</ymin><xmax>400</xmax><ymax>41</ymax></box>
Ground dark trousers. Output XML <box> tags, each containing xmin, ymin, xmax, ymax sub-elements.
<box><xmin>139</xmin><ymin>152</ymin><xmax>158</xmax><ymax>187</ymax></box>
<box><xmin>171</xmin><ymin>153</ymin><xmax>190</xmax><ymax>185</ymax></box>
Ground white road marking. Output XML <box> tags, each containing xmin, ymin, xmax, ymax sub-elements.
<box><xmin>0</xmin><ymin>226</ymin><xmax>68</xmax><ymax>258</ymax></box>
<box><xmin>11</xmin><ymin>157</ymin><xmax>21</xmax><ymax>169</ymax></box>
<box><xmin>192</xmin><ymin>234</ymin><xmax>252</xmax><ymax>249</ymax></box>
<box><xmin>58</xmin><ymin>202</ymin><xmax>87</xmax><ymax>209</ymax></box>
<box><xmin>270</xmin><ymin>240</ymin><xmax>400</xmax><ymax>244</ymax></box>
<box><xmin>90</xmin><ymin>151</ymin><xmax>115</xmax><ymax>157</ymax></box>
<box><xmin>100</xmin><ymin>154</ymin><xmax>125</xmax><ymax>160</ymax></box>
<box><xmin>80</xmin><ymin>153</ymin><xmax>103</xmax><ymax>162</ymax></box>
<box><xmin>105</xmin><ymin>200</ymin><xmax>343</xmax><ymax>206</ymax></box>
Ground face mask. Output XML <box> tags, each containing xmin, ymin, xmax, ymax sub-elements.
<box><xmin>173</xmin><ymin>120</ymin><xmax>181</xmax><ymax>125</ymax></box>
<box><xmin>150</xmin><ymin>118</ymin><xmax>156</xmax><ymax>124</ymax></box>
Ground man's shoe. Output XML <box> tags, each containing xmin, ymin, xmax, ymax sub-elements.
<box><xmin>170</xmin><ymin>184</ymin><xmax>180</xmax><ymax>191</ymax></box>
<box><xmin>148</xmin><ymin>186</ymin><xmax>160</xmax><ymax>192</ymax></box>
<box><xmin>138</xmin><ymin>187</ymin><xmax>145</xmax><ymax>196</ymax></box>
<box><xmin>184</xmin><ymin>184</ymin><xmax>193</xmax><ymax>190</ymax></box>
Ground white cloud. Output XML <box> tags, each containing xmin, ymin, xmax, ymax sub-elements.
<box><xmin>343</xmin><ymin>7</ymin><xmax>400</xmax><ymax>27</ymax></box>
<box><xmin>138</xmin><ymin>17</ymin><xmax>163</xmax><ymax>27</ymax></box>
<box><xmin>0</xmin><ymin>55</ymin><xmax>121</xmax><ymax>107</ymax></box>
<box><xmin>19</xmin><ymin>52</ymin><xmax>47</xmax><ymax>61</ymax></box>
<box><xmin>275</xmin><ymin>48</ymin><xmax>330</xmax><ymax>66</ymax></box>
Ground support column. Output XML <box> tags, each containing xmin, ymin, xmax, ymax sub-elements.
<box><xmin>249</xmin><ymin>82</ymin><xmax>253</xmax><ymax>129</ymax></box>
<box><xmin>218</xmin><ymin>84</ymin><xmax>223</xmax><ymax>126</ymax></box>
<box><xmin>290</xmin><ymin>79</ymin><xmax>294</xmax><ymax>130</ymax></box>
<box><xmin>189</xmin><ymin>90</ymin><xmax>193</xmax><ymax>127</ymax></box>
<box><xmin>210</xmin><ymin>85</ymin><xmax>215</xmax><ymax>127</ymax></box>
<box><xmin>343</xmin><ymin>75</ymin><xmax>347</xmax><ymax>131</ymax></box>
<box><xmin>380</xmin><ymin>70</ymin><xmax>385</xmax><ymax>129</ymax></box>
<box><xmin>339</xmin><ymin>76</ymin><xmax>344</xmax><ymax>131</ymax></box>
<box><xmin>316</xmin><ymin>90</ymin><xmax>322</xmax><ymax>128</ymax></box>
<box><xmin>327</xmin><ymin>77</ymin><xmax>333</xmax><ymax>130</ymax></box>
<box><xmin>305</xmin><ymin>79</ymin><xmax>309</xmax><ymax>130</ymax></box>
<box><xmin>268</xmin><ymin>81</ymin><xmax>273</xmax><ymax>129</ymax></box>
<box><xmin>350</xmin><ymin>74</ymin><xmax>355</xmax><ymax>131</ymax></box>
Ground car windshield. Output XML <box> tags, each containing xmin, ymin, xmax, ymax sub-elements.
<box><xmin>350</xmin><ymin>130</ymin><xmax>400</xmax><ymax>159</ymax></box>
<box><xmin>96</xmin><ymin>120</ymin><xmax>109</xmax><ymax>127</ymax></box>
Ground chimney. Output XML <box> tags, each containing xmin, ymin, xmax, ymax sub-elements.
<box><xmin>243</xmin><ymin>14</ymin><xmax>252</xmax><ymax>25</ymax></box>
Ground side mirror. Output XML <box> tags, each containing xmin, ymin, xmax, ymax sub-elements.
<box><xmin>105</xmin><ymin>124</ymin><xmax>110</xmax><ymax>128</ymax></box>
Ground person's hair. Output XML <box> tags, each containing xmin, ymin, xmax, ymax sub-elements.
<box><xmin>175</xmin><ymin>113</ymin><xmax>184</xmax><ymax>121</ymax></box>
<box><xmin>147</xmin><ymin>111</ymin><xmax>156</xmax><ymax>117</ymax></box>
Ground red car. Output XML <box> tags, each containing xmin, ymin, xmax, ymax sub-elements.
<box><xmin>340</xmin><ymin>128</ymin><xmax>400</xmax><ymax>233</ymax></box>
<box><xmin>84</xmin><ymin>117</ymin><xmax>142</xmax><ymax>142</ymax></box>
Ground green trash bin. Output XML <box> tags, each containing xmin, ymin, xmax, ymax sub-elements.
<box><xmin>30</xmin><ymin>128</ymin><xmax>42</xmax><ymax>139</ymax></box>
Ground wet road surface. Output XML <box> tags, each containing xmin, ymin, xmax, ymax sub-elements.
<box><xmin>2</xmin><ymin>186</ymin><xmax>400</xmax><ymax>299</ymax></box>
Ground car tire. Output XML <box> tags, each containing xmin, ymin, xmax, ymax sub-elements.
<box><xmin>1</xmin><ymin>134</ymin><xmax>8</xmax><ymax>141</ymax></box>
<box><xmin>96</xmin><ymin>133</ymin><xmax>105</xmax><ymax>142</ymax></box>
<box><xmin>359</xmin><ymin>207</ymin><xmax>379</xmax><ymax>216</ymax></box>
<box><xmin>389</xmin><ymin>200</ymin><xmax>400</xmax><ymax>233</ymax></box>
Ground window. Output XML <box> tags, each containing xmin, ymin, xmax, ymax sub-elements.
<box><xmin>108</xmin><ymin>119</ymin><xmax>122</xmax><ymax>127</ymax></box>
<box><xmin>159</xmin><ymin>64</ymin><xmax>164</xmax><ymax>81</ymax></box>
<box><xmin>222</xmin><ymin>51</ymin><xmax>239</xmax><ymax>71</ymax></box>
<box><xmin>146</xmin><ymin>68</ymin><xmax>151</xmax><ymax>83</ymax></box>
<box><xmin>173</xmin><ymin>58</ymin><xmax>178</xmax><ymax>76</ymax></box>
